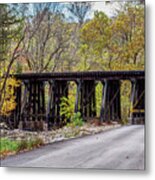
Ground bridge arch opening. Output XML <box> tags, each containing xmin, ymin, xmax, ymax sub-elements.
<box><xmin>59</xmin><ymin>81</ymin><xmax>76</xmax><ymax>125</ymax></box>
<box><xmin>95</xmin><ymin>82</ymin><xmax>103</xmax><ymax>118</ymax></box>
<box><xmin>120</xmin><ymin>80</ymin><xmax>132</xmax><ymax>124</ymax></box>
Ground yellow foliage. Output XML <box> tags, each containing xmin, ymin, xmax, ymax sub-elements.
<box><xmin>0</xmin><ymin>69</ymin><xmax>21</xmax><ymax>116</ymax></box>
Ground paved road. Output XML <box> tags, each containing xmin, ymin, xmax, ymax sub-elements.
<box><xmin>1</xmin><ymin>125</ymin><xmax>145</xmax><ymax>170</ymax></box>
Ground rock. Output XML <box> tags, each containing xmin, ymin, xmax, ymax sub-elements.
<box><xmin>18</xmin><ymin>121</ymin><xmax>23</xmax><ymax>130</ymax></box>
<box><xmin>0</xmin><ymin>122</ymin><xmax>9</xmax><ymax>130</ymax></box>
<box><xmin>55</xmin><ymin>133</ymin><xmax>63</xmax><ymax>139</ymax></box>
<box><xmin>111</xmin><ymin>121</ymin><xmax>119</xmax><ymax>125</ymax></box>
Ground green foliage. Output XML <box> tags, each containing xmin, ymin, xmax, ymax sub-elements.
<box><xmin>17</xmin><ymin>138</ymin><xmax>44</xmax><ymax>152</ymax></box>
<box><xmin>0</xmin><ymin>77</ymin><xmax>21</xmax><ymax>116</ymax></box>
<box><xmin>60</xmin><ymin>96</ymin><xmax>75</xmax><ymax>123</ymax></box>
<box><xmin>95</xmin><ymin>82</ymin><xmax>102</xmax><ymax>117</ymax></box>
<box><xmin>0</xmin><ymin>4</ymin><xmax>24</xmax><ymax>115</ymax></box>
<box><xmin>121</xmin><ymin>81</ymin><xmax>132</xmax><ymax>124</ymax></box>
<box><xmin>0</xmin><ymin>138</ymin><xmax>19</xmax><ymax>153</ymax></box>
<box><xmin>80</xmin><ymin>4</ymin><xmax>144</xmax><ymax>71</ymax></box>
<box><xmin>60</xmin><ymin>84</ymin><xmax>84</xmax><ymax>127</ymax></box>
<box><xmin>16</xmin><ymin>62</ymin><xmax>23</xmax><ymax>73</ymax></box>
<box><xmin>0</xmin><ymin>4</ymin><xmax>24</xmax><ymax>62</ymax></box>
<box><xmin>0</xmin><ymin>137</ymin><xmax>44</xmax><ymax>157</ymax></box>
<box><xmin>81</xmin><ymin>11</ymin><xmax>111</xmax><ymax>50</ymax></box>
<box><xmin>67</xmin><ymin>112</ymin><xmax>84</xmax><ymax>127</ymax></box>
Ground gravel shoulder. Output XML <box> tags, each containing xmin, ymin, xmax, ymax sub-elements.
<box><xmin>0</xmin><ymin>122</ymin><xmax>121</xmax><ymax>145</ymax></box>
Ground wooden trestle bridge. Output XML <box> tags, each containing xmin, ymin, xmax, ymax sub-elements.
<box><xmin>6</xmin><ymin>70</ymin><xmax>145</xmax><ymax>130</ymax></box>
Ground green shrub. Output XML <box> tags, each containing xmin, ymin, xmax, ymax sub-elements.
<box><xmin>0</xmin><ymin>138</ymin><xmax>19</xmax><ymax>152</ymax></box>
<box><xmin>60</xmin><ymin>96</ymin><xmax>75</xmax><ymax>123</ymax></box>
<box><xmin>0</xmin><ymin>137</ymin><xmax>44</xmax><ymax>157</ymax></box>
<box><xmin>67</xmin><ymin>112</ymin><xmax>84</xmax><ymax>127</ymax></box>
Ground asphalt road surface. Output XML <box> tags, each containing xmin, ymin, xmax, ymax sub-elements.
<box><xmin>1</xmin><ymin>125</ymin><xmax>145</xmax><ymax>170</ymax></box>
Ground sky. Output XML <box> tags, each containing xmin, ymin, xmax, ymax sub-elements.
<box><xmin>1</xmin><ymin>0</ymin><xmax>126</xmax><ymax>18</ymax></box>
<box><xmin>92</xmin><ymin>1</ymin><xmax>119</xmax><ymax>17</ymax></box>
<box><xmin>61</xmin><ymin>1</ymin><xmax>122</xmax><ymax>22</ymax></box>
<box><xmin>2</xmin><ymin>1</ymin><xmax>138</xmax><ymax>21</ymax></box>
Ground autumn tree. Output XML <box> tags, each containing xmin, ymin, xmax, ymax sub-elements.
<box><xmin>17</xmin><ymin>3</ymin><xmax>71</xmax><ymax>72</ymax></box>
<box><xmin>80</xmin><ymin>3</ymin><xmax>144</xmax><ymax>71</ymax></box>
<box><xmin>80</xmin><ymin>11</ymin><xmax>112</xmax><ymax>70</ymax></box>
<box><xmin>59</xmin><ymin>2</ymin><xmax>93</xmax><ymax>72</ymax></box>
<box><xmin>0</xmin><ymin>4</ymin><xmax>25</xmax><ymax>115</ymax></box>
<box><xmin>110</xmin><ymin>3</ymin><xmax>144</xmax><ymax>70</ymax></box>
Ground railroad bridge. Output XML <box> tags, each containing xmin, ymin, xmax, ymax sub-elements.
<box><xmin>7</xmin><ymin>70</ymin><xmax>145</xmax><ymax>130</ymax></box>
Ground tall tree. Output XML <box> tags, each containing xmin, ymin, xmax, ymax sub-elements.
<box><xmin>19</xmin><ymin>3</ymin><xmax>71</xmax><ymax>72</ymax></box>
<box><xmin>60</xmin><ymin>2</ymin><xmax>93</xmax><ymax>72</ymax></box>
<box><xmin>0</xmin><ymin>4</ymin><xmax>26</xmax><ymax>114</ymax></box>
<box><xmin>80</xmin><ymin>11</ymin><xmax>112</xmax><ymax>70</ymax></box>
<box><xmin>80</xmin><ymin>3</ymin><xmax>144</xmax><ymax>71</ymax></box>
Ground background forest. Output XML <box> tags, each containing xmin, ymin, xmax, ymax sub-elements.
<box><xmin>0</xmin><ymin>1</ymin><xmax>144</xmax><ymax>122</ymax></box>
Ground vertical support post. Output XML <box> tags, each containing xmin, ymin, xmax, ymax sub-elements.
<box><xmin>12</xmin><ymin>84</ymin><xmax>22</xmax><ymax>128</ymax></box>
<box><xmin>32</xmin><ymin>81</ymin><xmax>36</xmax><ymax>121</ymax></box>
<box><xmin>74</xmin><ymin>79</ymin><xmax>82</xmax><ymax>113</ymax></box>
<box><xmin>37</xmin><ymin>81</ymin><xmax>40</xmax><ymax>121</ymax></box>
<box><xmin>38</xmin><ymin>80</ymin><xmax>46</xmax><ymax>130</ymax></box>
<box><xmin>100</xmin><ymin>79</ymin><xmax>121</xmax><ymax>122</ymax></box>
<box><xmin>46</xmin><ymin>80</ymin><xmax>53</xmax><ymax>128</ymax></box>
<box><xmin>27</xmin><ymin>81</ymin><xmax>32</xmax><ymax>123</ymax></box>
<box><xmin>19</xmin><ymin>80</ymin><xmax>46</xmax><ymax>130</ymax></box>
<box><xmin>92</xmin><ymin>83</ymin><xmax>97</xmax><ymax>117</ymax></box>
<box><xmin>19</xmin><ymin>80</ymin><xmax>29</xmax><ymax>129</ymax></box>
<box><xmin>47</xmin><ymin>80</ymin><xmax>68</xmax><ymax>129</ymax></box>
<box><xmin>40</xmin><ymin>81</ymin><xmax>45</xmax><ymax>120</ymax></box>
<box><xmin>75</xmin><ymin>80</ymin><xmax>96</xmax><ymax>120</ymax></box>
<box><xmin>19</xmin><ymin>81</ymin><xmax>26</xmax><ymax>128</ymax></box>
<box><xmin>129</xmin><ymin>78</ymin><xmax>145</xmax><ymax>124</ymax></box>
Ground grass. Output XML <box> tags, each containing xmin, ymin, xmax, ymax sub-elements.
<box><xmin>0</xmin><ymin>137</ymin><xmax>44</xmax><ymax>158</ymax></box>
<box><xmin>0</xmin><ymin>138</ymin><xmax>19</xmax><ymax>153</ymax></box>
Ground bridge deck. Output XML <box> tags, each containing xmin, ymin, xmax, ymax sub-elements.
<box><xmin>14</xmin><ymin>70</ymin><xmax>144</xmax><ymax>80</ymax></box>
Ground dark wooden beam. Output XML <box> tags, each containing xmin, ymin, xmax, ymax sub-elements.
<box><xmin>100</xmin><ymin>80</ymin><xmax>121</xmax><ymax>122</ymax></box>
<box><xmin>129</xmin><ymin>78</ymin><xmax>145</xmax><ymax>124</ymax></box>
